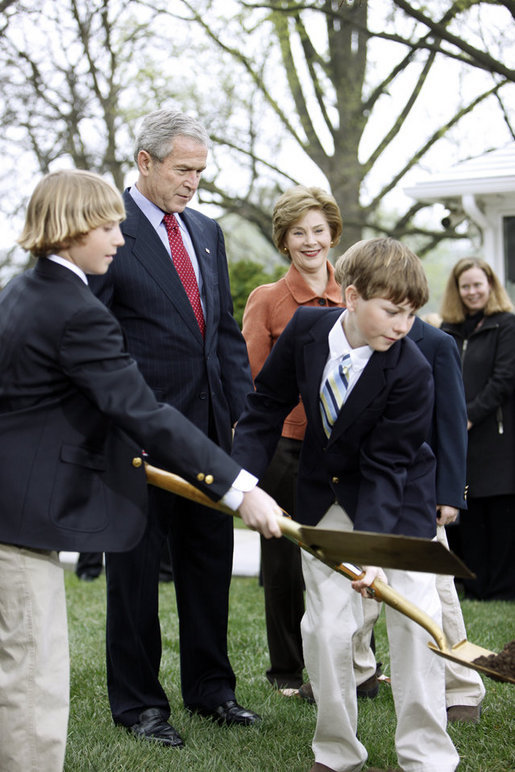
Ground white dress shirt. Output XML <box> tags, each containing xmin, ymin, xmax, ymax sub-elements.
<box><xmin>321</xmin><ymin>310</ymin><xmax>373</xmax><ymax>403</ymax></box>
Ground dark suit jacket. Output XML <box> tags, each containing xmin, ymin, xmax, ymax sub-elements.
<box><xmin>442</xmin><ymin>311</ymin><xmax>515</xmax><ymax>497</ymax></box>
<box><xmin>232</xmin><ymin>307</ymin><xmax>436</xmax><ymax>538</ymax></box>
<box><xmin>89</xmin><ymin>190</ymin><xmax>253</xmax><ymax>450</ymax></box>
<box><xmin>0</xmin><ymin>259</ymin><xmax>241</xmax><ymax>552</ymax></box>
<box><xmin>408</xmin><ymin>316</ymin><xmax>467</xmax><ymax>509</ymax></box>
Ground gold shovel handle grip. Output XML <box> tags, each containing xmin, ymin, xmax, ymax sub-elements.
<box><xmin>300</xmin><ymin>551</ymin><xmax>448</xmax><ymax>652</ymax></box>
<box><xmin>334</xmin><ymin>563</ymin><xmax>448</xmax><ymax>650</ymax></box>
<box><xmin>143</xmin><ymin>463</ymin><xmax>235</xmax><ymax>515</ymax></box>
<box><xmin>143</xmin><ymin>461</ymin><xmax>289</xmax><ymax>527</ymax></box>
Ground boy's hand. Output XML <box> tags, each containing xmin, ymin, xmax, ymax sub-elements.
<box><xmin>436</xmin><ymin>505</ymin><xmax>458</xmax><ymax>526</ymax></box>
<box><xmin>238</xmin><ymin>487</ymin><xmax>283</xmax><ymax>539</ymax></box>
<box><xmin>351</xmin><ymin>565</ymin><xmax>388</xmax><ymax>599</ymax></box>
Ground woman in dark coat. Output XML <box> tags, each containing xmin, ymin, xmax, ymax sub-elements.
<box><xmin>441</xmin><ymin>257</ymin><xmax>515</xmax><ymax>600</ymax></box>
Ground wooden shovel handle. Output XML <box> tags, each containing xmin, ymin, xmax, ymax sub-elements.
<box><xmin>144</xmin><ymin>462</ymin><xmax>235</xmax><ymax>515</ymax></box>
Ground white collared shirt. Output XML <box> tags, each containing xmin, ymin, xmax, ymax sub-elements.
<box><xmin>321</xmin><ymin>310</ymin><xmax>373</xmax><ymax>403</ymax></box>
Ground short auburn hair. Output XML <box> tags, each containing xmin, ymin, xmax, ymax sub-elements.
<box><xmin>18</xmin><ymin>169</ymin><xmax>125</xmax><ymax>258</ymax></box>
<box><xmin>272</xmin><ymin>185</ymin><xmax>343</xmax><ymax>256</ymax></box>
<box><xmin>334</xmin><ymin>237</ymin><xmax>429</xmax><ymax>309</ymax></box>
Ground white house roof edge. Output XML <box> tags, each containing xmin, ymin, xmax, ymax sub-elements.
<box><xmin>405</xmin><ymin>178</ymin><xmax>515</xmax><ymax>202</ymax></box>
<box><xmin>404</xmin><ymin>143</ymin><xmax>515</xmax><ymax>203</ymax></box>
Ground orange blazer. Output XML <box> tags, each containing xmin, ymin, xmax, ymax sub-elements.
<box><xmin>242</xmin><ymin>262</ymin><xmax>343</xmax><ymax>440</ymax></box>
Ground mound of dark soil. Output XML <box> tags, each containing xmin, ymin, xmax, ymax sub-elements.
<box><xmin>473</xmin><ymin>640</ymin><xmax>515</xmax><ymax>682</ymax></box>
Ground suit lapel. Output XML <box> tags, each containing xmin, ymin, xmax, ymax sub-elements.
<box><xmin>327</xmin><ymin>353</ymin><xmax>389</xmax><ymax>444</ymax></box>
<box><xmin>123</xmin><ymin>193</ymin><xmax>204</xmax><ymax>342</ymax></box>
<box><xmin>408</xmin><ymin>315</ymin><xmax>424</xmax><ymax>345</ymax></box>
<box><xmin>301</xmin><ymin>311</ymin><xmax>337</xmax><ymax>443</ymax></box>
<box><xmin>305</xmin><ymin>310</ymin><xmax>398</xmax><ymax>446</ymax></box>
<box><xmin>35</xmin><ymin>258</ymin><xmax>92</xmax><ymax>296</ymax></box>
<box><xmin>299</xmin><ymin>307</ymin><xmax>404</xmax><ymax>445</ymax></box>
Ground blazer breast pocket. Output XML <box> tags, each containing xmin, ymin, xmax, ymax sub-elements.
<box><xmin>49</xmin><ymin>444</ymin><xmax>108</xmax><ymax>533</ymax></box>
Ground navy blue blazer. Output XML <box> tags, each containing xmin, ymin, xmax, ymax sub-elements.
<box><xmin>90</xmin><ymin>190</ymin><xmax>253</xmax><ymax>451</ymax></box>
<box><xmin>0</xmin><ymin>260</ymin><xmax>242</xmax><ymax>552</ymax></box>
<box><xmin>408</xmin><ymin>317</ymin><xmax>467</xmax><ymax>509</ymax></box>
<box><xmin>232</xmin><ymin>307</ymin><xmax>437</xmax><ymax>538</ymax></box>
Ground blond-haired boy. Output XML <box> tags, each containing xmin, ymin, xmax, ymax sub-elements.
<box><xmin>0</xmin><ymin>169</ymin><xmax>280</xmax><ymax>771</ymax></box>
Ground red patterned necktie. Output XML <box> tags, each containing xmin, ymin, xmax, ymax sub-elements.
<box><xmin>163</xmin><ymin>214</ymin><xmax>205</xmax><ymax>338</ymax></box>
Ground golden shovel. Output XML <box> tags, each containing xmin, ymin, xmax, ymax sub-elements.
<box><xmin>144</xmin><ymin>462</ymin><xmax>515</xmax><ymax>685</ymax></box>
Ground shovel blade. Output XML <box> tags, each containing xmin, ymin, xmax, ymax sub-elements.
<box><xmin>298</xmin><ymin>525</ymin><xmax>474</xmax><ymax>578</ymax></box>
<box><xmin>428</xmin><ymin>640</ymin><xmax>515</xmax><ymax>685</ymax></box>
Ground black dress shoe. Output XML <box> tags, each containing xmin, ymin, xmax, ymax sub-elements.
<box><xmin>192</xmin><ymin>700</ymin><xmax>261</xmax><ymax>726</ymax></box>
<box><xmin>298</xmin><ymin>682</ymin><xmax>316</xmax><ymax>704</ymax></box>
<box><xmin>76</xmin><ymin>571</ymin><xmax>101</xmax><ymax>581</ymax></box>
<box><xmin>158</xmin><ymin>570</ymin><xmax>174</xmax><ymax>583</ymax></box>
<box><xmin>356</xmin><ymin>672</ymin><xmax>379</xmax><ymax>699</ymax></box>
<box><xmin>298</xmin><ymin>675</ymin><xmax>380</xmax><ymax>704</ymax></box>
<box><xmin>129</xmin><ymin>708</ymin><xmax>184</xmax><ymax>747</ymax></box>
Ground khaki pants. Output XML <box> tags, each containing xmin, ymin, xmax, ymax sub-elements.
<box><xmin>353</xmin><ymin>525</ymin><xmax>486</xmax><ymax>708</ymax></box>
<box><xmin>301</xmin><ymin>504</ymin><xmax>458</xmax><ymax>772</ymax></box>
<box><xmin>435</xmin><ymin>526</ymin><xmax>486</xmax><ymax>707</ymax></box>
<box><xmin>0</xmin><ymin>543</ymin><xmax>69</xmax><ymax>772</ymax></box>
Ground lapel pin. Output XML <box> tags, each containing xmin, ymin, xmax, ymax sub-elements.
<box><xmin>205</xmin><ymin>248</ymin><xmax>210</xmax><ymax>254</ymax></box>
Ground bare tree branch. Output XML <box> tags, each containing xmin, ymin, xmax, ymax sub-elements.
<box><xmin>0</xmin><ymin>0</ymin><xmax>513</xmax><ymax>270</ymax></box>
<box><xmin>365</xmin><ymin>82</ymin><xmax>506</xmax><ymax>213</ymax></box>
<box><xmin>393</xmin><ymin>0</ymin><xmax>515</xmax><ymax>80</ymax></box>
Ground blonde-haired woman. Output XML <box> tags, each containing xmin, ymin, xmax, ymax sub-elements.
<box><xmin>440</xmin><ymin>257</ymin><xmax>515</xmax><ymax>599</ymax></box>
<box><xmin>242</xmin><ymin>185</ymin><xmax>343</xmax><ymax>692</ymax></box>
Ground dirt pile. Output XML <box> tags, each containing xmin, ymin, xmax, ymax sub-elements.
<box><xmin>473</xmin><ymin>640</ymin><xmax>515</xmax><ymax>682</ymax></box>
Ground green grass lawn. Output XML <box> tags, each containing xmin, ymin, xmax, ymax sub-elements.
<box><xmin>64</xmin><ymin>568</ymin><xmax>515</xmax><ymax>772</ymax></box>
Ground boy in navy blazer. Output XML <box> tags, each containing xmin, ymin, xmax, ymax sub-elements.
<box><xmin>0</xmin><ymin>169</ymin><xmax>281</xmax><ymax>772</ymax></box>
<box><xmin>232</xmin><ymin>238</ymin><xmax>458</xmax><ymax>771</ymax></box>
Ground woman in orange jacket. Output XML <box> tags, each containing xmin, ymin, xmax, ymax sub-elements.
<box><xmin>242</xmin><ymin>185</ymin><xmax>343</xmax><ymax>691</ymax></box>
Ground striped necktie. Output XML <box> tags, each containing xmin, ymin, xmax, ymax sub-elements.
<box><xmin>320</xmin><ymin>353</ymin><xmax>351</xmax><ymax>437</ymax></box>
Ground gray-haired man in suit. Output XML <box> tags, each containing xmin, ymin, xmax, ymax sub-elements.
<box><xmin>90</xmin><ymin>108</ymin><xmax>260</xmax><ymax>746</ymax></box>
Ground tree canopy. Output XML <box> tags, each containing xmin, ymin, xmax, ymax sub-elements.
<box><xmin>0</xmin><ymin>0</ymin><xmax>513</xmax><ymax>280</ymax></box>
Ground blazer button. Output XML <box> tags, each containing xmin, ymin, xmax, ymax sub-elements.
<box><xmin>132</xmin><ymin>457</ymin><xmax>143</xmax><ymax>468</ymax></box>
<box><xmin>197</xmin><ymin>473</ymin><xmax>205</xmax><ymax>482</ymax></box>
<box><xmin>205</xmin><ymin>475</ymin><xmax>214</xmax><ymax>485</ymax></box>
<box><xmin>332</xmin><ymin>476</ymin><xmax>339</xmax><ymax>484</ymax></box>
